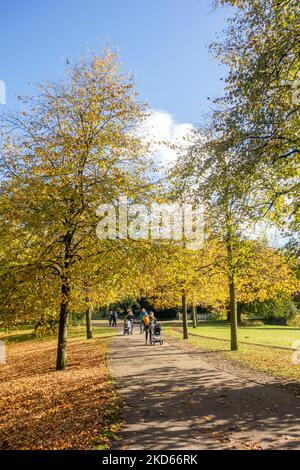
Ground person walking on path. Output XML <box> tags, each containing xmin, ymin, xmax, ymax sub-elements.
<box><xmin>143</xmin><ymin>313</ymin><xmax>151</xmax><ymax>345</ymax></box>
<box><xmin>126</xmin><ymin>309</ymin><xmax>134</xmax><ymax>334</ymax></box>
<box><xmin>148</xmin><ymin>311</ymin><xmax>157</xmax><ymax>344</ymax></box>
<box><xmin>139</xmin><ymin>308</ymin><xmax>147</xmax><ymax>334</ymax></box>
<box><xmin>111</xmin><ymin>309</ymin><xmax>118</xmax><ymax>327</ymax></box>
<box><xmin>108</xmin><ymin>310</ymin><xmax>113</xmax><ymax>327</ymax></box>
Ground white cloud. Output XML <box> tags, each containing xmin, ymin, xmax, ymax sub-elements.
<box><xmin>138</xmin><ymin>109</ymin><xmax>195</xmax><ymax>168</ymax></box>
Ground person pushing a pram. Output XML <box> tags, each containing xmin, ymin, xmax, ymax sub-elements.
<box><xmin>123</xmin><ymin>309</ymin><xmax>134</xmax><ymax>335</ymax></box>
<box><xmin>143</xmin><ymin>311</ymin><xmax>158</xmax><ymax>345</ymax></box>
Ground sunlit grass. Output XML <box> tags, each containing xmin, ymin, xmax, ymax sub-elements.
<box><xmin>0</xmin><ymin>323</ymin><xmax>116</xmax><ymax>345</ymax></box>
<box><xmin>186</xmin><ymin>322</ymin><xmax>300</xmax><ymax>349</ymax></box>
<box><xmin>166</xmin><ymin>327</ymin><xmax>300</xmax><ymax>382</ymax></box>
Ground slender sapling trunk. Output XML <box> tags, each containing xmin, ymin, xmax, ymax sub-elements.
<box><xmin>86</xmin><ymin>306</ymin><xmax>93</xmax><ymax>339</ymax></box>
<box><xmin>182</xmin><ymin>291</ymin><xmax>189</xmax><ymax>339</ymax></box>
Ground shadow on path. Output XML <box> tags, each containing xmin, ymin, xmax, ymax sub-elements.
<box><xmin>108</xmin><ymin>331</ymin><xmax>300</xmax><ymax>450</ymax></box>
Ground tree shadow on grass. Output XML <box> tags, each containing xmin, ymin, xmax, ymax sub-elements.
<box><xmin>0</xmin><ymin>332</ymin><xmax>36</xmax><ymax>344</ymax></box>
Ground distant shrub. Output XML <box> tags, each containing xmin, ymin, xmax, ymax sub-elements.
<box><xmin>70</xmin><ymin>312</ymin><xmax>85</xmax><ymax>326</ymax></box>
<box><xmin>240</xmin><ymin>319</ymin><xmax>264</xmax><ymax>327</ymax></box>
<box><xmin>288</xmin><ymin>315</ymin><xmax>300</xmax><ymax>327</ymax></box>
<box><xmin>240</xmin><ymin>297</ymin><xmax>299</xmax><ymax>325</ymax></box>
<box><xmin>207</xmin><ymin>311</ymin><xmax>226</xmax><ymax>322</ymax></box>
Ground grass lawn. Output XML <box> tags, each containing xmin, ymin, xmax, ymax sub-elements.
<box><xmin>187</xmin><ymin>322</ymin><xmax>300</xmax><ymax>349</ymax></box>
<box><xmin>0</xmin><ymin>324</ymin><xmax>121</xmax><ymax>450</ymax></box>
<box><xmin>166</xmin><ymin>325</ymin><xmax>300</xmax><ymax>382</ymax></box>
<box><xmin>0</xmin><ymin>324</ymin><xmax>37</xmax><ymax>344</ymax></box>
<box><xmin>0</xmin><ymin>321</ymin><xmax>113</xmax><ymax>344</ymax></box>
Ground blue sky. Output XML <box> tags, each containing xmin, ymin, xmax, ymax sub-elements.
<box><xmin>0</xmin><ymin>0</ymin><xmax>229</xmax><ymax>126</ymax></box>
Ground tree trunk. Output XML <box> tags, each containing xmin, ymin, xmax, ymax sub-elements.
<box><xmin>226</xmin><ymin>227</ymin><xmax>238</xmax><ymax>351</ymax></box>
<box><xmin>237</xmin><ymin>308</ymin><xmax>242</xmax><ymax>325</ymax></box>
<box><xmin>86</xmin><ymin>307</ymin><xmax>93</xmax><ymax>339</ymax></box>
<box><xmin>182</xmin><ymin>291</ymin><xmax>188</xmax><ymax>339</ymax></box>
<box><xmin>192</xmin><ymin>303</ymin><xmax>197</xmax><ymax>329</ymax></box>
<box><xmin>229</xmin><ymin>278</ymin><xmax>238</xmax><ymax>351</ymax></box>
<box><xmin>56</xmin><ymin>279</ymin><xmax>70</xmax><ymax>370</ymax></box>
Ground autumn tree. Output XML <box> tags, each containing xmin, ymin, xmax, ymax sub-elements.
<box><xmin>172</xmin><ymin>127</ymin><xmax>299</xmax><ymax>349</ymax></box>
<box><xmin>140</xmin><ymin>240</ymin><xmax>226</xmax><ymax>338</ymax></box>
<box><xmin>210</xmin><ymin>0</ymin><xmax>300</xmax><ymax>235</ymax></box>
<box><xmin>0</xmin><ymin>50</ymin><xmax>151</xmax><ymax>369</ymax></box>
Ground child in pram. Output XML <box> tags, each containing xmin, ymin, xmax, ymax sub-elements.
<box><xmin>123</xmin><ymin>318</ymin><xmax>133</xmax><ymax>335</ymax></box>
<box><xmin>150</xmin><ymin>322</ymin><xmax>163</xmax><ymax>345</ymax></box>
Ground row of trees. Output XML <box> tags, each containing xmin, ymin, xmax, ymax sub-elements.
<box><xmin>0</xmin><ymin>0</ymin><xmax>299</xmax><ymax>368</ymax></box>
<box><xmin>163</xmin><ymin>0</ymin><xmax>300</xmax><ymax>349</ymax></box>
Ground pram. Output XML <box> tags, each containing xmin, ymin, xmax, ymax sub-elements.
<box><xmin>150</xmin><ymin>323</ymin><xmax>163</xmax><ymax>345</ymax></box>
<box><xmin>123</xmin><ymin>319</ymin><xmax>133</xmax><ymax>335</ymax></box>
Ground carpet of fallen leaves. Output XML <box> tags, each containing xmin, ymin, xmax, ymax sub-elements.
<box><xmin>0</xmin><ymin>336</ymin><xmax>121</xmax><ymax>450</ymax></box>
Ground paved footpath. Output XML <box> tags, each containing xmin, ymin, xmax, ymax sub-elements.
<box><xmin>107</xmin><ymin>328</ymin><xmax>300</xmax><ymax>450</ymax></box>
